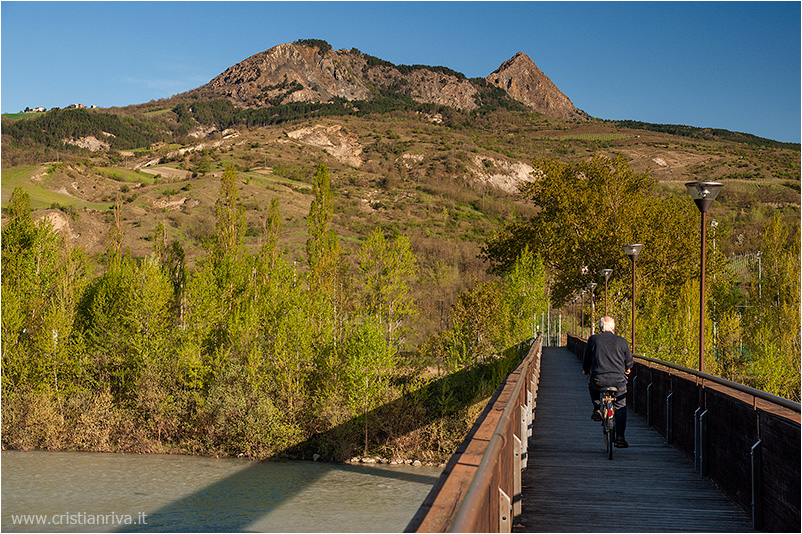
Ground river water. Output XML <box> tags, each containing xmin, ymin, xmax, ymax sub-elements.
<box><xmin>1</xmin><ymin>451</ymin><xmax>442</xmax><ymax>532</ymax></box>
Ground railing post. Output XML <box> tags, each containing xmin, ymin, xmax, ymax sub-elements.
<box><xmin>666</xmin><ymin>392</ymin><xmax>673</xmax><ymax>444</ymax></box>
<box><xmin>696</xmin><ymin>409</ymin><xmax>708</xmax><ymax>476</ymax></box>
<box><xmin>526</xmin><ymin>389</ymin><xmax>533</xmax><ymax>438</ymax></box>
<box><xmin>694</xmin><ymin>407</ymin><xmax>702</xmax><ymax>472</ymax></box>
<box><xmin>499</xmin><ymin>488</ymin><xmax>512</xmax><ymax>533</ymax></box>
<box><xmin>513</xmin><ymin>434</ymin><xmax>522</xmax><ymax>518</ymax></box>
<box><xmin>632</xmin><ymin>375</ymin><xmax>639</xmax><ymax>414</ymax></box>
<box><xmin>520</xmin><ymin>405</ymin><xmax>528</xmax><ymax>469</ymax></box>
<box><xmin>751</xmin><ymin>439</ymin><xmax>762</xmax><ymax>530</ymax></box>
<box><xmin>646</xmin><ymin>382</ymin><xmax>654</xmax><ymax>427</ymax></box>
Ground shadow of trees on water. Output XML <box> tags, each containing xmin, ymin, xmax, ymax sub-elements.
<box><xmin>117</xmin><ymin>343</ymin><xmax>528</xmax><ymax>532</ymax></box>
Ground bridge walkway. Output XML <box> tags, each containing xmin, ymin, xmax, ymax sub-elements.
<box><xmin>513</xmin><ymin>346</ymin><xmax>754</xmax><ymax>532</ymax></box>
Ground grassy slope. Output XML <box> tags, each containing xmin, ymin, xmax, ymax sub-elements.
<box><xmin>2</xmin><ymin>109</ymin><xmax>799</xmax><ymax>343</ymax></box>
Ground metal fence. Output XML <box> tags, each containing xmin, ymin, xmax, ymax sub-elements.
<box><xmin>567</xmin><ymin>334</ymin><xmax>800</xmax><ymax>532</ymax></box>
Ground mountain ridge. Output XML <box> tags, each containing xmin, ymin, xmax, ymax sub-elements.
<box><xmin>183</xmin><ymin>40</ymin><xmax>586</xmax><ymax>120</ymax></box>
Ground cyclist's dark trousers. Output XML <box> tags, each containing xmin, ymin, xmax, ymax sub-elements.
<box><xmin>589</xmin><ymin>377</ymin><xmax>628</xmax><ymax>439</ymax></box>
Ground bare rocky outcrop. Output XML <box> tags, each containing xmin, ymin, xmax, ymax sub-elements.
<box><xmin>486</xmin><ymin>52</ymin><xmax>583</xmax><ymax>119</ymax></box>
<box><xmin>63</xmin><ymin>135</ymin><xmax>110</xmax><ymax>152</ymax></box>
<box><xmin>203</xmin><ymin>43</ymin><xmax>372</xmax><ymax>105</ymax></box>
<box><xmin>186</xmin><ymin>43</ymin><xmax>484</xmax><ymax>113</ymax></box>
<box><xmin>286</xmin><ymin>124</ymin><xmax>364</xmax><ymax>167</ymax></box>
<box><xmin>184</xmin><ymin>42</ymin><xmax>585</xmax><ymax>120</ymax></box>
<box><xmin>194</xmin><ymin>42</ymin><xmax>480</xmax><ymax>111</ymax></box>
<box><xmin>470</xmin><ymin>155</ymin><xmax>538</xmax><ymax>194</ymax></box>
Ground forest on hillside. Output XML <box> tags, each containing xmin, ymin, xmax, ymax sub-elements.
<box><xmin>1</xmin><ymin>163</ymin><xmax>549</xmax><ymax>460</ymax></box>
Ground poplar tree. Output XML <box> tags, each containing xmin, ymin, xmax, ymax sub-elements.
<box><xmin>357</xmin><ymin>228</ymin><xmax>418</xmax><ymax>345</ymax></box>
<box><xmin>505</xmin><ymin>246</ymin><xmax>548</xmax><ymax>342</ymax></box>
<box><xmin>186</xmin><ymin>164</ymin><xmax>248</xmax><ymax>382</ymax></box>
<box><xmin>743</xmin><ymin>214</ymin><xmax>801</xmax><ymax>400</ymax></box>
<box><xmin>2</xmin><ymin>188</ymin><xmax>90</xmax><ymax>398</ymax></box>
<box><xmin>305</xmin><ymin>164</ymin><xmax>345</xmax><ymax>346</ymax></box>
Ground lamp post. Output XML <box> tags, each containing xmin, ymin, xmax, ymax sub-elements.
<box><xmin>685</xmin><ymin>180</ymin><xmax>723</xmax><ymax>373</ymax></box>
<box><xmin>570</xmin><ymin>296</ymin><xmax>577</xmax><ymax>336</ymax></box>
<box><xmin>598</xmin><ymin>269</ymin><xmax>613</xmax><ymax>316</ymax></box>
<box><xmin>622</xmin><ymin>244</ymin><xmax>644</xmax><ymax>355</ymax></box>
<box><xmin>580</xmin><ymin>290</ymin><xmax>587</xmax><ymax>338</ymax></box>
<box><xmin>586</xmin><ymin>282</ymin><xmax>597</xmax><ymax>335</ymax></box>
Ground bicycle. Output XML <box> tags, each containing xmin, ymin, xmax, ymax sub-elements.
<box><xmin>599</xmin><ymin>386</ymin><xmax>618</xmax><ymax>460</ymax></box>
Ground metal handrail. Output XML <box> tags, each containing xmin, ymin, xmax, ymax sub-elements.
<box><xmin>449</xmin><ymin>336</ymin><xmax>541</xmax><ymax>532</ymax></box>
<box><xmin>567</xmin><ymin>334</ymin><xmax>800</xmax><ymax>413</ymax></box>
<box><xmin>634</xmin><ymin>354</ymin><xmax>801</xmax><ymax>413</ymax></box>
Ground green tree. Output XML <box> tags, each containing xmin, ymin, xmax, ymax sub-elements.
<box><xmin>306</xmin><ymin>164</ymin><xmax>338</xmax><ymax>270</ymax></box>
<box><xmin>77</xmin><ymin>255</ymin><xmax>173</xmax><ymax>404</ymax></box>
<box><xmin>2</xmin><ymin>188</ymin><xmax>91</xmax><ymax>399</ymax></box>
<box><xmin>342</xmin><ymin>316</ymin><xmax>396</xmax><ymax>455</ymax></box>
<box><xmin>357</xmin><ymin>228</ymin><xmax>418</xmax><ymax>345</ymax></box>
<box><xmin>305</xmin><ymin>163</ymin><xmax>348</xmax><ymax>375</ymax></box>
<box><xmin>506</xmin><ymin>246</ymin><xmax>548</xmax><ymax>342</ymax></box>
<box><xmin>184</xmin><ymin>165</ymin><xmax>249</xmax><ymax>384</ymax></box>
<box><xmin>449</xmin><ymin>279</ymin><xmax>509</xmax><ymax>368</ymax></box>
<box><xmin>483</xmin><ymin>154</ymin><xmax>697</xmax><ymax>305</ymax></box>
<box><xmin>214</xmin><ymin>164</ymin><xmax>247</xmax><ymax>261</ymax></box>
<box><xmin>743</xmin><ymin>214</ymin><xmax>801</xmax><ymax>400</ymax></box>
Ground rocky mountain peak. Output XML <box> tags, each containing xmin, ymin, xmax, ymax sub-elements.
<box><xmin>486</xmin><ymin>52</ymin><xmax>582</xmax><ymax>119</ymax></box>
<box><xmin>186</xmin><ymin>42</ymin><xmax>584</xmax><ymax>120</ymax></box>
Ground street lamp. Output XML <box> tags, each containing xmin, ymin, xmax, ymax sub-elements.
<box><xmin>685</xmin><ymin>180</ymin><xmax>723</xmax><ymax>373</ymax></box>
<box><xmin>580</xmin><ymin>290</ymin><xmax>587</xmax><ymax>338</ymax></box>
<box><xmin>571</xmin><ymin>296</ymin><xmax>578</xmax><ymax>336</ymax></box>
<box><xmin>586</xmin><ymin>282</ymin><xmax>597</xmax><ymax>335</ymax></box>
<box><xmin>622</xmin><ymin>243</ymin><xmax>644</xmax><ymax>355</ymax></box>
<box><xmin>598</xmin><ymin>268</ymin><xmax>613</xmax><ymax>316</ymax></box>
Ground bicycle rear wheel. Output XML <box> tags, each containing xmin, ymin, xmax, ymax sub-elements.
<box><xmin>604</xmin><ymin>402</ymin><xmax>615</xmax><ymax>459</ymax></box>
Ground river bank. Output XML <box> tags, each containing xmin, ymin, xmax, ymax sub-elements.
<box><xmin>1</xmin><ymin>446</ymin><xmax>447</xmax><ymax>469</ymax></box>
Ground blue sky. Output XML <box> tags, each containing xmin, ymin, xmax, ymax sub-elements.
<box><xmin>1</xmin><ymin>1</ymin><xmax>799</xmax><ymax>142</ymax></box>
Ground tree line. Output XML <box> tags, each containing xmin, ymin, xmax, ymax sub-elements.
<box><xmin>3</xmin><ymin>107</ymin><xmax>167</xmax><ymax>151</ymax></box>
<box><xmin>483</xmin><ymin>154</ymin><xmax>800</xmax><ymax>400</ymax></box>
<box><xmin>1</xmin><ymin>163</ymin><xmax>549</xmax><ymax>460</ymax></box>
<box><xmin>609</xmin><ymin>119</ymin><xmax>800</xmax><ymax>150</ymax></box>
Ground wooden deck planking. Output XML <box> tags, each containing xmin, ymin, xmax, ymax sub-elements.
<box><xmin>513</xmin><ymin>346</ymin><xmax>754</xmax><ymax>533</ymax></box>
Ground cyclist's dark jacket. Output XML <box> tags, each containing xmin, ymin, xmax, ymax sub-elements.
<box><xmin>582</xmin><ymin>331</ymin><xmax>634</xmax><ymax>391</ymax></box>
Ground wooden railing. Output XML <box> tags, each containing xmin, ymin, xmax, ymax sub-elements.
<box><xmin>406</xmin><ymin>335</ymin><xmax>542</xmax><ymax>533</ymax></box>
<box><xmin>567</xmin><ymin>334</ymin><xmax>801</xmax><ymax>533</ymax></box>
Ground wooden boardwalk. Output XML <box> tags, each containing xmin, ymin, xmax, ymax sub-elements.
<box><xmin>513</xmin><ymin>346</ymin><xmax>754</xmax><ymax>533</ymax></box>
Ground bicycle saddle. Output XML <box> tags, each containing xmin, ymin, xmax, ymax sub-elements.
<box><xmin>599</xmin><ymin>386</ymin><xmax>619</xmax><ymax>394</ymax></box>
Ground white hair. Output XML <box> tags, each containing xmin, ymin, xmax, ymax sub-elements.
<box><xmin>599</xmin><ymin>316</ymin><xmax>615</xmax><ymax>332</ymax></box>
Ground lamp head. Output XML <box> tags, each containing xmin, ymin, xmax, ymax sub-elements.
<box><xmin>622</xmin><ymin>243</ymin><xmax>644</xmax><ymax>261</ymax></box>
<box><xmin>599</xmin><ymin>268</ymin><xmax>613</xmax><ymax>281</ymax></box>
<box><xmin>587</xmin><ymin>282</ymin><xmax>597</xmax><ymax>292</ymax></box>
<box><xmin>685</xmin><ymin>181</ymin><xmax>723</xmax><ymax>213</ymax></box>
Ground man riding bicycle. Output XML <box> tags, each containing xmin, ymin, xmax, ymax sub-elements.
<box><xmin>582</xmin><ymin>316</ymin><xmax>633</xmax><ymax>448</ymax></box>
